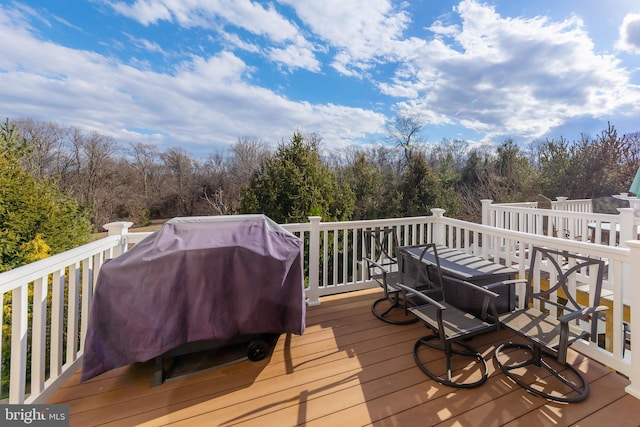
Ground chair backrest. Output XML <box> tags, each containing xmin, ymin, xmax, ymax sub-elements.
<box><xmin>592</xmin><ymin>196</ymin><xmax>629</xmax><ymax>214</ymax></box>
<box><xmin>363</xmin><ymin>227</ymin><xmax>399</xmax><ymax>267</ymax></box>
<box><xmin>525</xmin><ymin>246</ymin><xmax>605</xmax><ymax>341</ymax></box>
<box><xmin>399</xmin><ymin>244</ymin><xmax>445</xmax><ymax>302</ymax></box>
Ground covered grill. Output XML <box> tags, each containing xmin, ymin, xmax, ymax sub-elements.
<box><xmin>81</xmin><ymin>215</ymin><xmax>305</xmax><ymax>382</ymax></box>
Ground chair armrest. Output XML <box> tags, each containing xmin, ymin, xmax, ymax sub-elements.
<box><xmin>394</xmin><ymin>283</ymin><xmax>446</xmax><ymax>311</ymax></box>
<box><xmin>362</xmin><ymin>257</ymin><xmax>386</xmax><ymax>278</ymax></box>
<box><xmin>558</xmin><ymin>305</ymin><xmax>609</xmax><ymax>323</ymax></box>
<box><xmin>362</xmin><ymin>257</ymin><xmax>382</xmax><ymax>269</ymax></box>
<box><xmin>483</xmin><ymin>278</ymin><xmax>525</xmax><ymax>291</ymax></box>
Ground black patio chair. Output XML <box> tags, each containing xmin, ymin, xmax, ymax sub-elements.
<box><xmin>364</xmin><ymin>227</ymin><xmax>419</xmax><ymax>324</ymax></box>
<box><xmin>363</xmin><ymin>227</ymin><xmax>399</xmax><ymax>271</ymax></box>
<box><xmin>396</xmin><ymin>244</ymin><xmax>500</xmax><ymax>388</ymax></box>
<box><xmin>494</xmin><ymin>246</ymin><xmax>607</xmax><ymax>403</ymax></box>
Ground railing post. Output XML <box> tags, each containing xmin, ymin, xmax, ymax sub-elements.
<box><xmin>481</xmin><ymin>199</ymin><xmax>493</xmax><ymax>226</ymax></box>
<box><xmin>625</xmin><ymin>241</ymin><xmax>640</xmax><ymax>399</ymax></box>
<box><xmin>556</xmin><ymin>196</ymin><xmax>568</xmax><ymax>210</ymax></box>
<box><xmin>307</xmin><ymin>216</ymin><xmax>322</xmax><ymax>306</ymax></box>
<box><xmin>103</xmin><ymin>221</ymin><xmax>133</xmax><ymax>236</ymax></box>
<box><xmin>103</xmin><ymin>221</ymin><xmax>134</xmax><ymax>255</ymax></box>
<box><xmin>619</xmin><ymin>208</ymin><xmax>636</xmax><ymax>248</ymax></box>
<box><xmin>555</xmin><ymin>197</ymin><xmax>568</xmax><ymax>235</ymax></box>
<box><xmin>431</xmin><ymin>208</ymin><xmax>446</xmax><ymax>246</ymax></box>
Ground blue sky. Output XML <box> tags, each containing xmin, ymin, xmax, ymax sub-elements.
<box><xmin>1</xmin><ymin>0</ymin><xmax>640</xmax><ymax>157</ymax></box>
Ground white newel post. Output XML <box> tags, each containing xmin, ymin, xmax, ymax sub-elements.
<box><xmin>306</xmin><ymin>216</ymin><xmax>322</xmax><ymax>306</ymax></box>
<box><xmin>481</xmin><ymin>199</ymin><xmax>493</xmax><ymax>227</ymax></box>
<box><xmin>555</xmin><ymin>197</ymin><xmax>569</xmax><ymax>236</ymax></box>
<box><xmin>431</xmin><ymin>208</ymin><xmax>446</xmax><ymax>246</ymax></box>
<box><xmin>625</xmin><ymin>241</ymin><xmax>640</xmax><ymax>399</ymax></box>
<box><xmin>556</xmin><ymin>196</ymin><xmax>568</xmax><ymax>210</ymax></box>
<box><xmin>103</xmin><ymin>221</ymin><xmax>134</xmax><ymax>256</ymax></box>
<box><xmin>619</xmin><ymin>209</ymin><xmax>636</xmax><ymax>248</ymax></box>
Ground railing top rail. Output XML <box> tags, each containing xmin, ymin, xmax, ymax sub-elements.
<box><xmin>442</xmin><ymin>216</ymin><xmax>630</xmax><ymax>261</ymax></box>
<box><xmin>0</xmin><ymin>235</ymin><xmax>121</xmax><ymax>293</ymax></box>
<box><xmin>491</xmin><ymin>198</ymin><xmax>592</xmax><ymax>207</ymax></box>
<box><xmin>125</xmin><ymin>232</ymin><xmax>154</xmax><ymax>243</ymax></box>
<box><xmin>281</xmin><ymin>216</ymin><xmax>434</xmax><ymax>233</ymax></box>
<box><xmin>489</xmin><ymin>201</ymin><xmax>538</xmax><ymax>208</ymax></box>
<box><xmin>317</xmin><ymin>216</ymin><xmax>432</xmax><ymax>230</ymax></box>
<box><xmin>487</xmin><ymin>204</ymin><xmax>640</xmax><ymax>228</ymax></box>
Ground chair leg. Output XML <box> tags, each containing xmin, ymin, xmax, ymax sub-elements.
<box><xmin>413</xmin><ymin>334</ymin><xmax>489</xmax><ymax>388</ymax></box>
<box><xmin>494</xmin><ymin>342</ymin><xmax>589</xmax><ymax>403</ymax></box>
<box><xmin>371</xmin><ymin>292</ymin><xmax>419</xmax><ymax>325</ymax></box>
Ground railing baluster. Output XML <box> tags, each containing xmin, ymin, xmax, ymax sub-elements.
<box><xmin>332</xmin><ymin>229</ymin><xmax>338</xmax><ymax>287</ymax></box>
<box><xmin>31</xmin><ymin>275</ymin><xmax>48</xmax><ymax>396</ymax></box>
<box><xmin>50</xmin><ymin>268</ymin><xmax>65</xmax><ymax>379</ymax></box>
<box><xmin>9</xmin><ymin>284</ymin><xmax>28</xmax><ymax>403</ymax></box>
<box><xmin>0</xmin><ymin>291</ymin><xmax>4</xmax><ymax>399</ymax></box>
<box><xmin>342</xmin><ymin>229</ymin><xmax>348</xmax><ymax>286</ymax></box>
<box><xmin>79</xmin><ymin>257</ymin><xmax>91</xmax><ymax>353</ymax></box>
<box><xmin>66</xmin><ymin>262</ymin><xmax>80</xmax><ymax>364</ymax></box>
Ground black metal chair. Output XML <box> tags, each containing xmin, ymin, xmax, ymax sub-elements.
<box><xmin>396</xmin><ymin>244</ymin><xmax>500</xmax><ymax>388</ymax></box>
<box><xmin>364</xmin><ymin>227</ymin><xmax>418</xmax><ymax>324</ymax></box>
<box><xmin>494</xmin><ymin>246</ymin><xmax>607</xmax><ymax>403</ymax></box>
<box><xmin>363</xmin><ymin>227</ymin><xmax>399</xmax><ymax>271</ymax></box>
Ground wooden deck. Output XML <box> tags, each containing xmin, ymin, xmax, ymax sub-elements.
<box><xmin>48</xmin><ymin>288</ymin><xmax>640</xmax><ymax>426</ymax></box>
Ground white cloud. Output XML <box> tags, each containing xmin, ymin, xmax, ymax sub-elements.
<box><xmin>268</xmin><ymin>43</ymin><xmax>321</xmax><ymax>72</ymax></box>
<box><xmin>109</xmin><ymin>0</ymin><xmax>300</xmax><ymax>42</ymax></box>
<box><xmin>278</xmin><ymin>0</ymin><xmax>418</xmax><ymax>77</ymax></box>
<box><xmin>109</xmin><ymin>0</ymin><xmax>172</xmax><ymax>25</ymax></box>
<box><xmin>1</xmin><ymin>0</ymin><xmax>639</xmax><ymax>155</ymax></box>
<box><xmin>123</xmin><ymin>32</ymin><xmax>166</xmax><ymax>55</ymax></box>
<box><xmin>428</xmin><ymin>20</ymin><xmax>459</xmax><ymax>38</ymax></box>
<box><xmin>616</xmin><ymin>13</ymin><xmax>640</xmax><ymax>55</ymax></box>
<box><xmin>0</xmin><ymin>4</ymin><xmax>384</xmax><ymax>154</ymax></box>
<box><xmin>108</xmin><ymin>0</ymin><xmax>324</xmax><ymax>73</ymax></box>
<box><xmin>383</xmin><ymin>0</ymin><xmax>640</xmax><ymax>141</ymax></box>
<box><xmin>220</xmin><ymin>32</ymin><xmax>261</xmax><ymax>54</ymax></box>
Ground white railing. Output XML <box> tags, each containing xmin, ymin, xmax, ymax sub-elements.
<box><xmin>282</xmin><ymin>215</ymin><xmax>437</xmax><ymax>305</ymax></box>
<box><xmin>483</xmin><ymin>199</ymin><xmax>640</xmax><ymax>247</ymax></box>
<box><xmin>2</xmin><ymin>213</ymin><xmax>640</xmax><ymax>405</ymax></box>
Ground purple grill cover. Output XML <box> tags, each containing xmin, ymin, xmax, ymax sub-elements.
<box><xmin>81</xmin><ymin>215</ymin><xmax>305</xmax><ymax>381</ymax></box>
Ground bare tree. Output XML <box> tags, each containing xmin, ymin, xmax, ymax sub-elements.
<box><xmin>385</xmin><ymin>115</ymin><xmax>425</xmax><ymax>162</ymax></box>
<box><xmin>161</xmin><ymin>147</ymin><xmax>197</xmax><ymax>216</ymax></box>
<box><xmin>199</xmin><ymin>152</ymin><xmax>230</xmax><ymax>215</ymax></box>
<box><xmin>128</xmin><ymin>142</ymin><xmax>161</xmax><ymax>200</ymax></box>
<box><xmin>228</xmin><ymin>137</ymin><xmax>269</xmax><ymax>185</ymax></box>
<box><xmin>224</xmin><ymin>137</ymin><xmax>270</xmax><ymax>210</ymax></box>
<box><xmin>11</xmin><ymin>118</ymin><xmax>74</xmax><ymax>180</ymax></box>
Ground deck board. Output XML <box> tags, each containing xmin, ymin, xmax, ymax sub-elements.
<box><xmin>48</xmin><ymin>288</ymin><xmax>640</xmax><ymax>426</ymax></box>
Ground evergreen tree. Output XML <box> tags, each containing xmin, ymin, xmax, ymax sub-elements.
<box><xmin>399</xmin><ymin>152</ymin><xmax>442</xmax><ymax>217</ymax></box>
<box><xmin>0</xmin><ymin>122</ymin><xmax>92</xmax><ymax>271</ymax></box>
<box><xmin>239</xmin><ymin>132</ymin><xmax>354</xmax><ymax>223</ymax></box>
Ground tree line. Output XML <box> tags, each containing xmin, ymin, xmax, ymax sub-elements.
<box><xmin>2</xmin><ymin>117</ymin><xmax>639</xmax><ymax>270</ymax></box>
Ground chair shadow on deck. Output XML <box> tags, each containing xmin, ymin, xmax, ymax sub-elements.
<box><xmin>50</xmin><ymin>287</ymin><xmax>634</xmax><ymax>426</ymax></box>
